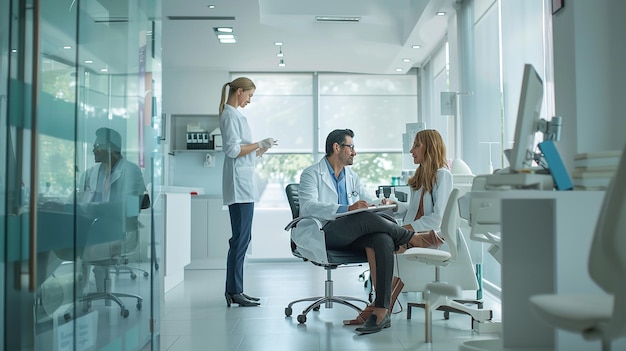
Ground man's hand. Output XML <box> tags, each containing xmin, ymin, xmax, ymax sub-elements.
<box><xmin>348</xmin><ymin>200</ymin><xmax>369</xmax><ymax>211</ymax></box>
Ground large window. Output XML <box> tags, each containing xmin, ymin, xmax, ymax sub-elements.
<box><xmin>240</xmin><ymin>72</ymin><xmax>418</xmax><ymax>207</ymax></box>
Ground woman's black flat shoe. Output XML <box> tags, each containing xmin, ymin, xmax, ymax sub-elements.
<box><xmin>355</xmin><ymin>313</ymin><xmax>391</xmax><ymax>334</ymax></box>
<box><xmin>225</xmin><ymin>293</ymin><xmax>260</xmax><ymax>307</ymax></box>
<box><xmin>241</xmin><ymin>293</ymin><xmax>260</xmax><ymax>302</ymax></box>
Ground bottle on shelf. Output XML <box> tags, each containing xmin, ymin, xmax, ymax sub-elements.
<box><xmin>388</xmin><ymin>187</ymin><xmax>398</xmax><ymax>203</ymax></box>
<box><xmin>377</xmin><ymin>189</ymin><xmax>386</xmax><ymax>205</ymax></box>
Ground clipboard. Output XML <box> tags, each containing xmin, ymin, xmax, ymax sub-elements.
<box><xmin>332</xmin><ymin>204</ymin><xmax>396</xmax><ymax>219</ymax></box>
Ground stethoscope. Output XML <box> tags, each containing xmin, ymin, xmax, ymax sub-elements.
<box><xmin>347</xmin><ymin>190</ymin><xmax>359</xmax><ymax>198</ymax></box>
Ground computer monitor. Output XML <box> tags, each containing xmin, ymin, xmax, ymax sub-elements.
<box><xmin>508</xmin><ymin>64</ymin><xmax>543</xmax><ymax>173</ymax></box>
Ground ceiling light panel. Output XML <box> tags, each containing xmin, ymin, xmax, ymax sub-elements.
<box><xmin>315</xmin><ymin>16</ymin><xmax>361</xmax><ymax>22</ymax></box>
<box><xmin>214</xmin><ymin>27</ymin><xmax>236</xmax><ymax>44</ymax></box>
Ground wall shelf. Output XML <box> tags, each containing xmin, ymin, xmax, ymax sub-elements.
<box><xmin>170</xmin><ymin>114</ymin><xmax>219</xmax><ymax>153</ymax></box>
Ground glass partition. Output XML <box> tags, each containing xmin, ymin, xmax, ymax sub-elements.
<box><xmin>2</xmin><ymin>0</ymin><xmax>162</xmax><ymax>349</ymax></box>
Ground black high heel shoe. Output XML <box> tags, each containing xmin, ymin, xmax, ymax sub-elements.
<box><xmin>225</xmin><ymin>293</ymin><xmax>260</xmax><ymax>307</ymax></box>
<box><xmin>241</xmin><ymin>293</ymin><xmax>260</xmax><ymax>302</ymax></box>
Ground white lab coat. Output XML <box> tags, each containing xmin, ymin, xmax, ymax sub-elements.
<box><xmin>292</xmin><ymin>158</ymin><xmax>361</xmax><ymax>264</ymax></box>
<box><xmin>220</xmin><ymin>104</ymin><xmax>258</xmax><ymax>206</ymax></box>
<box><xmin>396</xmin><ymin>167</ymin><xmax>453</xmax><ymax>232</ymax></box>
<box><xmin>77</xmin><ymin>158</ymin><xmax>146</xmax><ymax>260</ymax></box>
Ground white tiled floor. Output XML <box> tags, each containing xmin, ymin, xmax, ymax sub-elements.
<box><xmin>159</xmin><ymin>261</ymin><xmax>501</xmax><ymax>351</ymax></box>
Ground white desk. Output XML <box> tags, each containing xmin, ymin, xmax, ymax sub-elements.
<box><xmin>163</xmin><ymin>192</ymin><xmax>191</xmax><ymax>292</ymax></box>
<box><xmin>463</xmin><ymin>190</ymin><xmax>620</xmax><ymax>351</ymax></box>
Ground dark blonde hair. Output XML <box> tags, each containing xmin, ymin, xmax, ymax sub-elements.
<box><xmin>407</xmin><ymin>129</ymin><xmax>448</xmax><ymax>193</ymax></box>
<box><xmin>218</xmin><ymin>77</ymin><xmax>256</xmax><ymax>115</ymax></box>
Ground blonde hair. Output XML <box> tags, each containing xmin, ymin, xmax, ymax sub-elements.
<box><xmin>218</xmin><ymin>77</ymin><xmax>256</xmax><ymax>115</ymax></box>
<box><xmin>407</xmin><ymin>129</ymin><xmax>448</xmax><ymax>193</ymax></box>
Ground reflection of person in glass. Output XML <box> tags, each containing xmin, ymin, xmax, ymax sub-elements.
<box><xmin>38</xmin><ymin>127</ymin><xmax>147</xmax><ymax>316</ymax></box>
<box><xmin>219</xmin><ymin>77</ymin><xmax>276</xmax><ymax>307</ymax></box>
<box><xmin>79</xmin><ymin>127</ymin><xmax>147</xmax><ymax>292</ymax></box>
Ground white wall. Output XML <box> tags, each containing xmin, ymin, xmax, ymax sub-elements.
<box><xmin>552</xmin><ymin>0</ymin><xmax>626</xmax><ymax>168</ymax></box>
<box><xmin>162</xmin><ymin>68</ymin><xmax>229</xmax><ymax>194</ymax></box>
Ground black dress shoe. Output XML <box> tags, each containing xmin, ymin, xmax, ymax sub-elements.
<box><xmin>355</xmin><ymin>313</ymin><xmax>391</xmax><ymax>334</ymax></box>
<box><xmin>241</xmin><ymin>293</ymin><xmax>260</xmax><ymax>302</ymax></box>
<box><xmin>225</xmin><ymin>293</ymin><xmax>260</xmax><ymax>307</ymax></box>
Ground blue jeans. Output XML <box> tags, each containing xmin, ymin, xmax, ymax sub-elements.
<box><xmin>225</xmin><ymin>202</ymin><xmax>254</xmax><ymax>294</ymax></box>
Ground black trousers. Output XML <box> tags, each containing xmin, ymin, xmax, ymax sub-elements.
<box><xmin>323</xmin><ymin>212</ymin><xmax>413</xmax><ymax>309</ymax></box>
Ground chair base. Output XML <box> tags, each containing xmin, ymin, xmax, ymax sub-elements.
<box><xmin>409</xmin><ymin>297</ymin><xmax>493</xmax><ymax>343</ymax></box>
<box><xmin>407</xmin><ymin>298</ymin><xmax>488</xmax><ymax>321</ymax></box>
<box><xmin>81</xmin><ymin>291</ymin><xmax>143</xmax><ymax>318</ymax></box>
<box><xmin>285</xmin><ymin>295</ymin><xmax>369</xmax><ymax>324</ymax></box>
<box><xmin>115</xmin><ymin>264</ymin><xmax>150</xmax><ymax>279</ymax></box>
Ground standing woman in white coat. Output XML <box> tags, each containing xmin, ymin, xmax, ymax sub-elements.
<box><xmin>219</xmin><ymin>77</ymin><xmax>276</xmax><ymax>307</ymax></box>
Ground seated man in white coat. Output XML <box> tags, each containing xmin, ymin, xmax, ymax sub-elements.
<box><xmin>295</xmin><ymin>128</ymin><xmax>424</xmax><ymax>334</ymax></box>
<box><xmin>77</xmin><ymin>127</ymin><xmax>148</xmax><ymax>292</ymax></box>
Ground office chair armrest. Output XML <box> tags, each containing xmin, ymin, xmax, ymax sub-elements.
<box><xmin>284</xmin><ymin>216</ymin><xmax>323</xmax><ymax>231</ymax></box>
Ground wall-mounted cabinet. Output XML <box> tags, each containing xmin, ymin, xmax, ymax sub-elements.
<box><xmin>170</xmin><ymin>114</ymin><xmax>220</xmax><ymax>153</ymax></box>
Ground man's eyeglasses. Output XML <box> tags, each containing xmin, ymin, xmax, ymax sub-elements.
<box><xmin>93</xmin><ymin>143</ymin><xmax>109</xmax><ymax>150</ymax></box>
<box><xmin>340</xmin><ymin>143</ymin><xmax>355</xmax><ymax>151</ymax></box>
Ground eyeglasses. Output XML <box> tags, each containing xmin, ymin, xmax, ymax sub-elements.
<box><xmin>93</xmin><ymin>143</ymin><xmax>109</xmax><ymax>150</ymax></box>
<box><xmin>340</xmin><ymin>143</ymin><xmax>355</xmax><ymax>151</ymax></box>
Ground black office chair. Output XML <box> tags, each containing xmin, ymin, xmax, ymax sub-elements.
<box><xmin>284</xmin><ymin>183</ymin><xmax>374</xmax><ymax>324</ymax></box>
<box><xmin>77</xmin><ymin>194</ymin><xmax>151</xmax><ymax>318</ymax></box>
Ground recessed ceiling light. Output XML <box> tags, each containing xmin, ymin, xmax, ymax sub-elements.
<box><xmin>395</xmin><ymin>68</ymin><xmax>403</xmax><ymax>72</ymax></box>
<box><xmin>207</xmin><ymin>5</ymin><xmax>215</xmax><ymax>9</ymax></box>
<box><xmin>274</xmin><ymin>41</ymin><xmax>283</xmax><ymax>46</ymax></box>
<box><xmin>84</xmin><ymin>60</ymin><xmax>93</xmax><ymax>64</ymax></box>
<box><xmin>412</xmin><ymin>45</ymin><xmax>421</xmax><ymax>49</ymax></box>
<box><xmin>315</xmin><ymin>16</ymin><xmax>360</xmax><ymax>22</ymax></box>
<box><xmin>100</xmin><ymin>68</ymin><xmax>108</xmax><ymax>72</ymax></box>
<box><xmin>214</xmin><ymin>27</ymin><xmax>236</xmax><ymax>44</ymax></box>
<box><xmin>402</xmin><ymin>58</ymin><xmax>411</xmax><ymax>62</ymax></box>
<box><xmin>436</xmin><ymin>12</ymin><xmax>446</xmax><ymax>16</ymax></box>
<box><xmin>63</xmin><ymin>46</ymin><xmax>72</xmax><ymax>50</ymax></box>
<box><xmin>11</xmin><ymin>49</ymin><xmax>17</xmax><ymax>53</ymax></box>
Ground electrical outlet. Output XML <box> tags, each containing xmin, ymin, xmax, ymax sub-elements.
<box><xmin>203</xmin><ymin>153</ymin><xmax>215</xmax><ymax>167</ymax></box>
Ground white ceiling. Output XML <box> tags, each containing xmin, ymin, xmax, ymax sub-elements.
<box><xmin>162</xmin><ymin>0</ymin><xmax>456</xmax><ymax>74</ymax></box>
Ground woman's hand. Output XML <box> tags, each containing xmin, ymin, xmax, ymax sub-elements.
<box><xmin>256</xmin><ymin>147</ymin><xmax>268</xmax><ymax>157</ymax></box>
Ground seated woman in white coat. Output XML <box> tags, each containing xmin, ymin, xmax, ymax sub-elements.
<box><xmin>345</xmin><ymin>129</ymin><xmax>453</xmax><ymax>325</ymax></box>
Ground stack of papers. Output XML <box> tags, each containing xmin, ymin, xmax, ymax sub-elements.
<box><xmin>572</xmin><ymin>150</ymin><xmax>621</xmax><ymax>189</ymax></box>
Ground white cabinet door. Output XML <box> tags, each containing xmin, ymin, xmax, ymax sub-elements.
<box><xmin>188</xmin><ymin>196</ymin><xmax>231</xmax><ymax>269</ymax></box>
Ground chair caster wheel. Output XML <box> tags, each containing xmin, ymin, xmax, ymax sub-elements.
<box><xmin>137</xmin><ymin>302</ymin><xmax>142</xmax><ymax>310</ymax></box>
<box><xmin>285</xmin><ymin>307</ymin><xmax>292</xmax><ymax>317</ymax></box>
<box><xmin>121</xmin><ymin>309</ymin><xmax>129</xmax><ymax>318</ymax></box>
<box><xmin>130</xmin><ymin>272</ymin><xmax>137</xmax><ymax>280</ymax></box>
<box><xmin>64</xmin><ymin>313</ymin><xmax>72</xmax><ymax>322</ymax></box>
<box><xmin>297</xmin><ymin>314</ymin><xmax>307</xmax><ymax>324</ymax></box>
<box><xmin>444</xmin><ymin>311</ymin><xmax>450</xmax><ymax>320</ymax></box>
<box><xmin>313</xmin><ymin>305</ymin><xmax>320</xmax><ymax>311</ymax></box>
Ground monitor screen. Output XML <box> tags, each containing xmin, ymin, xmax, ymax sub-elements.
<box><xmin>509</xmin><ymin>64</ymin><xmax>543</xmax><ymax>173</ymax></box>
